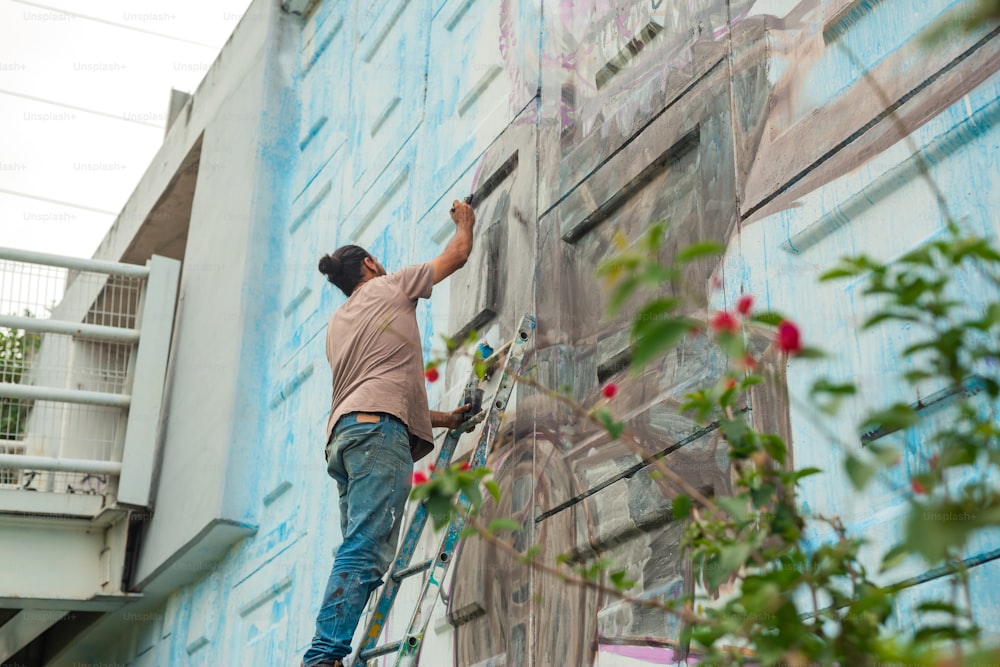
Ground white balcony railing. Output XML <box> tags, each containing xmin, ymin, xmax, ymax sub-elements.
<box><xmin>0</xmin><ymin>247</ymin><xmax>180</xmax><ymax>511</ymax></box>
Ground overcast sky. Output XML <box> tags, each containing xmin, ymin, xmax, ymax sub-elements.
<box><xmin>0</xmin><ymin>0</ymin><xmax>254</xmax><ymax>260</ymax></box>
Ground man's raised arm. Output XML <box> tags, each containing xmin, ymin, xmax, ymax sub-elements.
<box><xmin>430</xmin><ymin>199</ymin><xmax>475</xmax><ymax>284</ymax></box>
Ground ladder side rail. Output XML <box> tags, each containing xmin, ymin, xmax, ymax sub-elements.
<box><xmin>390</xmin><ymin>315</ymin><xmax>535</xmax><ymax>666</ymax></box>
<box><xmin>358</xmin><ymin>427</ymin><xmax>466</xmax><ymax>654</ymax></box>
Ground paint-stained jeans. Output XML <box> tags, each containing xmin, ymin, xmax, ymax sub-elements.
<box><xmin>303</xmin><ymin>414</ymin><xmax>412</xmax><ymax>666</ymax></box>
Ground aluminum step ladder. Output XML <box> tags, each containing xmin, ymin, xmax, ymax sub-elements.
<box><xmin>356</xmin><ymin>314</ymin><xmax>535</xmax><ymax>666</ymax></box>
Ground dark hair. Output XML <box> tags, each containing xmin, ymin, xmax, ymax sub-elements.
<box><xmin>318</xmin><ymin>245</ymin><xmax>371</xmax><ymax>297</ymax></box>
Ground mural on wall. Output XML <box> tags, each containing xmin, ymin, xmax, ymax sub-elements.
<box><xmin>434</xmin><ymin>0</ymin><xmax>1000</xmax><ymax>664</ymax></box>
<box><xmin>435</xmin><ymin>1</ymin><xmax>802</xmax><ymax>661</ymax></box>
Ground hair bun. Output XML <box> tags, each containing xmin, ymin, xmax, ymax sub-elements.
<box><xmin>318</xmin><ymin>254</ymin><xmax>341</xmax><ymax>278</ymax></box>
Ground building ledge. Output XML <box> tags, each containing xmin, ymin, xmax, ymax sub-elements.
<box><xmin>0</xmin><ymin>490</ymin><xmax>106</xmax><ymax>519</ymax></box>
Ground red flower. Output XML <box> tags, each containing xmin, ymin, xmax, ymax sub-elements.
<box><xmin>424</xmin><ymin>367</ymin><xmax>440</xmax><ymax>382</ymax></box>
<box><xmin>459</xmin><ymin>462</ymin><xmax>471</xmax><ymax>471</ymax></box>
<box><xmin>412</xmin><ymin>471</ymin><xmax>429</xmax><ymax>486</ymax></box>
<box><xmin>736</xmin><ymin>295</ymin><xmax>754</xmax><ymax>316</ymax></box>
<box><xmin>911</xmin><ymin>479</ymin><xmax>927</xmax><ymax>495</ymax></box>
<box><xmin>740</xmin><ymin>353</ymin><xmax>758</xmax><ymax>370</ymax></box>
<box><xmin>710</xmin><ymin>311</ymin><xmax>740</xmax><ymax>335</ymax></box>
<box><xmin>724</xmin><ymin>378</ymin><xmax>738</xmax><ymax>390</ymax></box>
<box><xmin>427</xmin><ymin>463</ymin><xmax>436</xmax><ymax>472</ymax></box>
<box><xmin>775</xmin><ymin>320</ymin><xmax>803</xmax><ymax>354</ymax></box>
<box><xmin>602</xmin><ymin>383</ymin><xmax>618</xmax><ymax>399</ymax></box>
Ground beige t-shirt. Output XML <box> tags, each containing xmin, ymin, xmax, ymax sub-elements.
<box><xmin>325</xmin><ymin>262</ymin><xmax>435</xmax><ymax>461</ymax></box>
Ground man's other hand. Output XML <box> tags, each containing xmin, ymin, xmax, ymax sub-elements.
<box><xmin>431</xmin><ymin>405</ymin><xmax>472</xmax><ymax>429</ymax></box>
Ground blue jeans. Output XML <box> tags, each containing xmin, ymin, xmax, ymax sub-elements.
<box><xmin>303</xmin><ymin>413</ymin><xmax>413</xmax><ymax>666</ymax></box>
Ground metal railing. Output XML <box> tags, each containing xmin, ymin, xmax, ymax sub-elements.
<box><xmin>0</xmin><ymin>247</ymin><xmax>180</xmax><ymax>509</ymax></box>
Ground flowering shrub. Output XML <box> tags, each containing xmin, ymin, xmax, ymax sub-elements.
<box><xmin>413</xmin><ymin>219</ymin><xmax>1000</xmax><ymax>665</ymax></box>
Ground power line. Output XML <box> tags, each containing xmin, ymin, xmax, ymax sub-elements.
<box><xmin>10</xmin><ymin>0</ymin><xmax>219</xmax><ymax>49</ymax></box>
<box><xmin>0</xmin><ymin>188</ymin><xmax>118</xmax><ymax>216</ymax></box>
<box><xmin>0</xmin><ymin>89</ymin><xmax>163</xmax><ymax>128</ymax></box>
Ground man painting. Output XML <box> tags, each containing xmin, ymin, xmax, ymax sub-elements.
<box><xmin>302</xmin><ymin>200</ymin><xmax>475</xmax><ymax>667</ymax></box>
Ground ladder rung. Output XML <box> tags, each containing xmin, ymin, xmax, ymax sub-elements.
<box><xmin>359</xmin><ymin>640</ymin><xmax>403</xmax><ymax>661</ymax></box>
<box><xmin>391</xmin><ymin>558</ymin><xmax>433</xmax><ymax>582</ymax></box>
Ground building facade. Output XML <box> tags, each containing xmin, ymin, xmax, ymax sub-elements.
<box><xmin>4</xmin><ymin>0</ymin><xmax>1000</xmax><ymax>665</ymax></box>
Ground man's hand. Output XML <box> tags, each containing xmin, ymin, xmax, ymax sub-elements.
<box><xmin>449</xmin><ymin>199</ymin><xmax>474</xmax><ymax>228</ymax></box>
<box><xmin>431</xmin><ymin>200</ymin><xmax>475</xmax><ymax>284</ymax></box>
<box><xmin>431</xmin><ymin>405</ymin><xmax>471</xmax><ymax>430</ymax></box>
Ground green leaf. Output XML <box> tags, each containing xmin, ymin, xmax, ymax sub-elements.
<box><xmin>675</xmin><ymin>241</ymin><xmax>724</xmax><ymax>263</ymax></box>
<box><xmin>860</xmin><ymin>403</ymin><xmax>919</xmax><ymax>435</ymax></box>
<box><xmin>904</xmin><ymin>502</ymin><xmax>976</xmax><ymax>564</ymax></box>
<box><xmin>903</xmin><ymin>369</ymin><xmax>935</xmax><ymax>383</ymax></box>
<box><xmin>749</xmin><ymin>483</ymin><xmax>774</xmax><ymax>509</ymax></box>
<box><xmin>880</xmin><ymin>543</ymin><xmax>911</xmax><ymax>573</ymax></box>
<box><xmin>863</xmin><ymin>311</ymin><xmax>921</xmax><ymax>329</ymax></box>
<box><xmin>484</xmin><ymin>480</ymin><xmax>501</xmax><ymax>503</ymax></box>
<box><xmin>632</xmin><ymin>298</ymin><xmax>681</xmax><ymax>337</ymax></box>
<box><xmin>520</xmin><ymin>545</ymin><xmax>541</xmax><ymax>562</ymax></box>
<box><xmin>463</xmin><ymin>483</ymin><xmax>483</xmax><ymax>513</ymax></box>
<box><xmin>845</xmin><ymin>454</ymin><xmax>876</xmax><ymax>491</ymax></box>
<box><xmin>608</xmin><ymin>569</ymin><xmax>637</xmax><ymax>591</ymax></box>
<box><xmin>811</xmin><ymin>379</ymin><xmax>857</xmax><ymax>397</ymax></box>
<box><xmin>867</xmin><ymin>442</ymin><xmax>901</xmax><ymax>468</ymax></box>
<box><xmin>716</xmin><ymin>496</ymin><xmax>750</xmax><ymax>522</ymax></box>
<box><xmin>786</xmin><ymin>467</ymin><xmax>823</xmax><ymax>483</ymax></box>
<box><xmin>607</xmin><ymin>275</ymin><xmax>641</xmax><ymax>315</ymax></box>
<box><xmin>794</xmin><ymin>346</ymin><xmax>827</xmax><ymax>359</ymax></box>
<box><xmin>596</xmin><ymin>254</ymin><xmax>639</xmax><ymax>278</ymax></box>
<box><xmin>643</xmin><ymin>223</ymin><xmax>667</xmax><ymax>252</ymax></box>
<box><xmin>761</xmin><ymin>434</ymin><xmax>787</xmax><ymax>465</ymax></box>
<box><xmin>749</xmin><ymin>311</ymin><xmax>784</xmax><ymax>326</ymax></box>
<box><xmin>425</xmin><ymin>495</ymin><xmax>454</xmax><ymax>531</ymax></box>
<box><xmin>474</xmin><ymin>361</ymin><xmax>487</xmax><ymax>380</ymax></box>
<box><xmin>487</xmin><ymin>518</ymin><xmax>522</xmax><ymax>533</ymax></box>
<box><xmin>630</xmin><ymin>318</ymin><xmax>693</xmax><ymax>368</ymax></box>
<box><xmin>819</xmin><ymin>264</ymin><xmax>867</xmax><ymax>281</ymax></box>
<box><xmin>719</xmin><ymin>543</ymin><xmax>752</xmax><ymax>573</ymax></box>
<box><xmin>594</xmin><ymin>408</ymin><xmax>624</xmax><ymax>439</ymax></box>
<box><xmin>671</xmin><ymin>494</ymin><xmax>691</xmax><ymax>520</ymax></box>
<box><xmin>916</xmin><ymin>600</ymin><xmax>961</xmax><ymax>615</ymax></box>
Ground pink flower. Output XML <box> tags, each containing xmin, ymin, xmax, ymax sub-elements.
<box><xmin>775</xmin><ymin>320</ymin><xmax>802</xmax><ymax>355</ymax></box>
<box><xmin>710</xmin><ymin>311</ymin><xmax>740</xmax><ymax>335</ymax></box>
<box><xmin>412</xmin><ymin>471</ymin><xmax>429</xmax><ymax>486</ymax></box>
<box><xmin>736</xmin><ymin>295</ymin><xmax>754</xmax><ymax>316</ymax></box>
<box><xmin>424</xmin><ymin>367</ymin><xmax>440</xmax><ymax>382</ymax></box>
<box><xmin>602</xmin><ymin>383</ymin><xmax>618</xmax><ymax>399</ymax></box>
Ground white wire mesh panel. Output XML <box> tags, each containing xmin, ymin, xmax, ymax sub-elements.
<box><xmin>0</xmin><ymin>256</ymin><xmax>145</xmax><ymax>497</ymax></box>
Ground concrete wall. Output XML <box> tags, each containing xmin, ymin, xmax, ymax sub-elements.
<box><xmin>52</xmin><ymin>0</ymin><xmax>1000</xmax><ymax>665</ymax></box>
